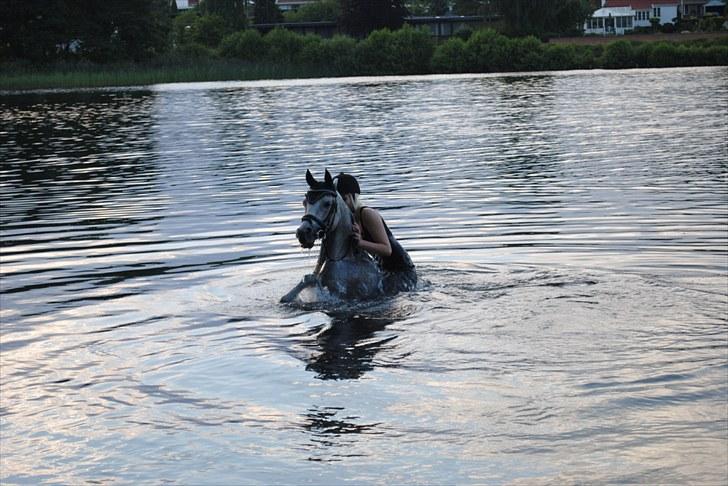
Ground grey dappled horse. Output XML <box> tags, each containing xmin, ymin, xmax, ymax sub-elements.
<box><xmin>280</xmin><ymin>169</ymin><xmax>383</xmax><ymax>304</ymax></box>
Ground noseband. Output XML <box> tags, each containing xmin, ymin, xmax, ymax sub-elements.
<box><xmin>301</xmin><ymin>189</ymin><xmax>338</xmax><ymax>238</ymax></box>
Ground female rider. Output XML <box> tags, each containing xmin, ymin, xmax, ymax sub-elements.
<box><xmin>335</xmin><ymin>173</ymin><xmax>416</xmax><ymax>294</ymax></box>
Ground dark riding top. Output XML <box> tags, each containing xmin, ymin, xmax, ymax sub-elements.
<box><xmin>358</xmin><ymin>207</ymin><xmax>415</xmax><ymax>273</ymax></box>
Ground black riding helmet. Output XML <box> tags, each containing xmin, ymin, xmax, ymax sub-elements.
<box><xmin>335</xmin><ymin>173</ymin><xmax>360</xmax><ymax>197</ymax></box>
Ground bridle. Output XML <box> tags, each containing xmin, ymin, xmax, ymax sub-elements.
<box><xmin>301</xmin><ymin>188</ymin><xmax>350</xmax><ymax>261</ymax></box>
<box><xmin>301</xmin><ymin>188</ymin><xmax>339</xmax><ymax>238</ymax></box>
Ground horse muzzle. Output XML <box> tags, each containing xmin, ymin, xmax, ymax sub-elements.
<box><xmin>296</xmin><ymin>221</ymin><xmax>321</xmax><ymax>249</ymax></box>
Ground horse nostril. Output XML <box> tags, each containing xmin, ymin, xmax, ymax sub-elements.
<box><xmin>297</xmin><ymin>226</ymin><xmax>312</xmax><ymax>239</ymax></box>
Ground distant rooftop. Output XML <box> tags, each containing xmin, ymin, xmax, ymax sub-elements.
<box><xmin>175</xmin><ymin>0</ymin><xmax>200</xmax><ymax>9</ymax></box>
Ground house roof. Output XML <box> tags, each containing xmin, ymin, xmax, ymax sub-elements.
<box><xmin>605</xmin><ymin>0</ymin><xmax>678</xmax><ymax>8</ymax></box>
<box><xmin>592</xmin><ymin>6</ymin><xmax>635</xmax><ymax>17</ymax></box>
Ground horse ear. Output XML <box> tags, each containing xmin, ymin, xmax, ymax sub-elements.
<box><xmin>324</xmin><ymin>169</ymin><xmax>334</xmax><ymax>187</ymax></box>
<box><xmin>306</xmin><ymin>169</ymin><xmax>317</xmax><ymax>187</ymax></box>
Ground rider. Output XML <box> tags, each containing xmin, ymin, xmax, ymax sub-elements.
<box><xmin>335</xmin><ymin>173</ymin><xmax>417</xmax><ymax>293</ymax></box>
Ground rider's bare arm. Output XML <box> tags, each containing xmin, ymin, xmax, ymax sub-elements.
<box><xmin>356</xmin><ymin>208</ymin><xmax>392</xmax><ymax>257</ymax></box>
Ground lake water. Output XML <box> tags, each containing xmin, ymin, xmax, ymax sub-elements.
<box><xmin>1</xmin><ymin>67</ymin><xmax>727</xmax><ymax>484</ymax></box>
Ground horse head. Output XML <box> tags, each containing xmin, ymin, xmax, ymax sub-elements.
<box><xmin>296</xmin><ymin>169</ymin><xmax>342</xmax><ymax>249</ymax></box>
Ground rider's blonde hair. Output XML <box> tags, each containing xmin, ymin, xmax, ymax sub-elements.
<box><xmin>349</xmin><ymin>193</ymin><xmax>365</xmax><ymax>214</ymax></box>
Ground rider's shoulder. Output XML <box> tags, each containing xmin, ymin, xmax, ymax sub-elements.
<box><xmin>360</xmin><ymin>206</ymin><xmax>384</xmax><ymax>225</ymax></box>
<box><xmin>359</xmin><ymin>206</ymin><xmax>378</xmax><ymax>218</ymax></box>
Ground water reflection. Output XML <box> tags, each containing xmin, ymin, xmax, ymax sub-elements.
<box><xmin>301</xmin><ymin>405</ymin><xmax>380</xmax><ymax>462</ymax></box>
<box><xmin>305</xmin><ymin>313</ymin><xmax>396</xmax><ymax>380</ymax></box>
<box><xmin>1</xmin><ymin>91</ymin><xmax>161</xmax><ymax>227</ymax></box>
<box><xmin>1</xmin><ymin>90</ymin><xmax>166</xmax><ymax>319</ymax></box>
<box><xmin>1</xmin><ymin>68</ymin><xmax>726</xmax><ymax>484</ymax></box>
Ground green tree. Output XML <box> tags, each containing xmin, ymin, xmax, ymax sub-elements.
<box><xmin>219</xmin><ymin>29</ymin><xmax>268</xmax><ymax>60</ymax></box>
<box><xmin>430</xmin><ymin>0</ymin><xmax>449</xmax><ymax>15</ymax></box>
<box><xmin>284</xmin><ymin>0</ymin><xmax>341</xmax><ymax>22</ymax></box>
<box><xmin>431</xmin><ymin>37</ymin><xmax>468</xmax><ymax>72</ymax></box>
<box><xmin>299</xmin><ymin>35</ymin><xmax>358</xmax><ymax>74</ymax></box>
<box><xmin>464</xmin><ymin>28</ymin><xmax>510</xmax><ymax>71</ymax></box>
<box><xmin>65</xmin><ymin>0</ymin><xmax>172</xmax><ymax>62</ymax></box>
<box><xmin>173</xmin><ymin>10</ymin><xmax>202</xmax><ymax>46</ymax></box>
<box><xmin>0</xmin><ymin>0</ymin><xmax>69</xmax><ymax>62</ymax></box>
<box><xmin>172</xmin><ymin>10</ymin><xmax>230</xmax><ymax>48</ymax></box>
<box><xmin>603</xmin><ymin>39</ymin><xmax>636</xmax><ymax>69</ymax></box>
<box><xmin>254</xmin><ymin>0</ymin><xmax>283</xmax><ymax>24</ymax></box>
<box><xmin>195</xmin><ymin>14</ymin><xmax>228</xmax><ymax>47</ymax></box>
<box><xmin>339</xmin><ymin>0</ymin><xmax>409</xmax><ymax>37</ymax></box>
<box><xmin>406</xmin><ymin>0</ymin><xmax>430</xmax><ymax>15</ymax></box>
<box><xmin>453</xmin><ymin>0</ymin><xmax>497</xmax><ymax>16</ymax></box>
<box><xmin>495</xmin><ymin>0</ymin><xmax>592</xmax><ymax>36</ymax></box>
<box><xmin>199</xmin><ymin>0</ymin><xmax>247</xmax><ymax>30</ymax></box>
<box><xmin>453</xmin><ymin>0</ymin><xmax>479</xmax><ymax>15</ymax></box>
<box><xmin>355</xmin><ymin>25</ymin><xmax>433</xmax><ymax>74</ymax></box>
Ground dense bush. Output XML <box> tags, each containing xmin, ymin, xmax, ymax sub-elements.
<box><xmin>661</xmin><ymin>22</ymin><xmax>675</xmax><ymax>34</ymax></box>
<box><xmin>175</xmin><ymin>42</ymin><xmax>218</xmax><ymax>60</ymax></box>
<box><xmin>454</xmin><ymin>28</ymin><xmax>474</xmax><ymax>41</ymax></box>
<box><xmin>700</xmin><ymin>15</ymin><xmax>726</xmax><ymax>32</ymax></box>
<box><xmin>706</xmin><ymin>45</ymin><xmax>728</xmax><ymax>64</ymax></box>
<box><xmin>633</xmin><ymin>42</ymin><xmax>654</xmax><ymax>66</ymax></box>
<box><xmin>14</xmin><ymin>21</ymin><xmax>727</xmax><ymax>91</ymax></box>
<box><xmin>219</xmin><ymin>30</ymin><xmax>268</xmax><ymax>61</ymax></box>
<box><xmin>355</xmin><ymin>26</ymin><xmax>434</xmax><ymax>75</ymax></box>
<box><xmin>195</xmin><ymin>15</ymin><xmax>229</xmax><ymax>47</ymax></box>
<box><xmin>648</xmin><ymin>42</ymin><xmax>677</xmax><ymax>67</ymax></box>
<box><xmin>431</xmin><ymin>37</ymin><xmax>468</xmax><ymax>73</ymax></box>
<box><xmin>299</xmin><ymin>35</ymin><xmax>358</xmax><ymax>74</ymax></box>
<box><xmin>542</xmin><ymin>44</ymin><xmax>580</xmax><ymax>70</ymax></box>
<box><xmin>510</xmin><ymin>36</ymin><xmax>545</xmax><ymax>71</ymax></box>
<box><xmin>602</xmin><ymin>40</ymin><xmax>636</xmax><ymax>69</ymax></box>
<box><xmin>265</xmin><ymin>28</ymin><xmax>309</xmax><ymax>63</ymax></box>
<box><xmin>196</xmin><ymin>27</ymin><xmax>728</xmax><ymax>75</ymax></box>
<box><xmin>465</xmin><ymin>29</ymin><xmax>512</xmax><ymax>72</ymax></box>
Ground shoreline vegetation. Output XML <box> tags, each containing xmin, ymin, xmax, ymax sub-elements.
<box><xmin>2</xmin><ymin>28</ymin><xmax>727</xmax><ymax>91</ymax></box>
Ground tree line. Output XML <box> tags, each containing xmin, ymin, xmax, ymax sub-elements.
<box><xmin>217</xmin><ymin>26</ymin><xmax>727</xmax><ymax>75</ymax></box>
<box><xmin>1</xmin><ymin>0</ymin><xmax>597</xmax><ymax>64</ymax></box>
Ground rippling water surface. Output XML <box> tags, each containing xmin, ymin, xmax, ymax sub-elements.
<box><xmin>1</xmin><ymin>68</ymin><xmax>727</xmax><ymax>484</ymax></box>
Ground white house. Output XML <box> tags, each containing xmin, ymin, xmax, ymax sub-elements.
<box><xmin>585</xmin><ymin>1</ymin><xmax>682</xmax><ymax>34</ymax></box>
<box><xmin>276</xmin><ymin>0</ymin><xmax>319</xmax><ymax>11</ymax></box>
<box><xmin>584</xmin><ymin>6</ymin><xmax>636</xmax><ymax>34</ymax></box>
<box><xmin>175</xmin><ymin>0</ymin><xmax>318</xmax><ymax>12</ymax></box>
<box><xmin>175</xmin><ymin>0</ymin><xmax>200</xmax><ymax>9</ymax></box>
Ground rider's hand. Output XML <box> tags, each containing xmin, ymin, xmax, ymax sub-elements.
<box><xmin>352</xmin><ymin>223</ymin><xmax>362</xmax><ymax>246</ymax></box>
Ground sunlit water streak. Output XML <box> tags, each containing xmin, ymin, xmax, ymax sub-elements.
<box><xmin>1</xmin><ymin>67</ymin><xmax>727</xmax><ymax>484</ymax></box>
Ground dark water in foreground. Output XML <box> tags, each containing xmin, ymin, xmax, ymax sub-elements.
<box><xmin>1</xmin><ymin>68</ymin><xmax>727</xmax><ymax>484</ymax></box>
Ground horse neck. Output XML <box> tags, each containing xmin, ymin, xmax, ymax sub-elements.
<box><xmin>325</xmin><ymin>196</ymin><xmax>353</xmax><ymax>258</ymax></box>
